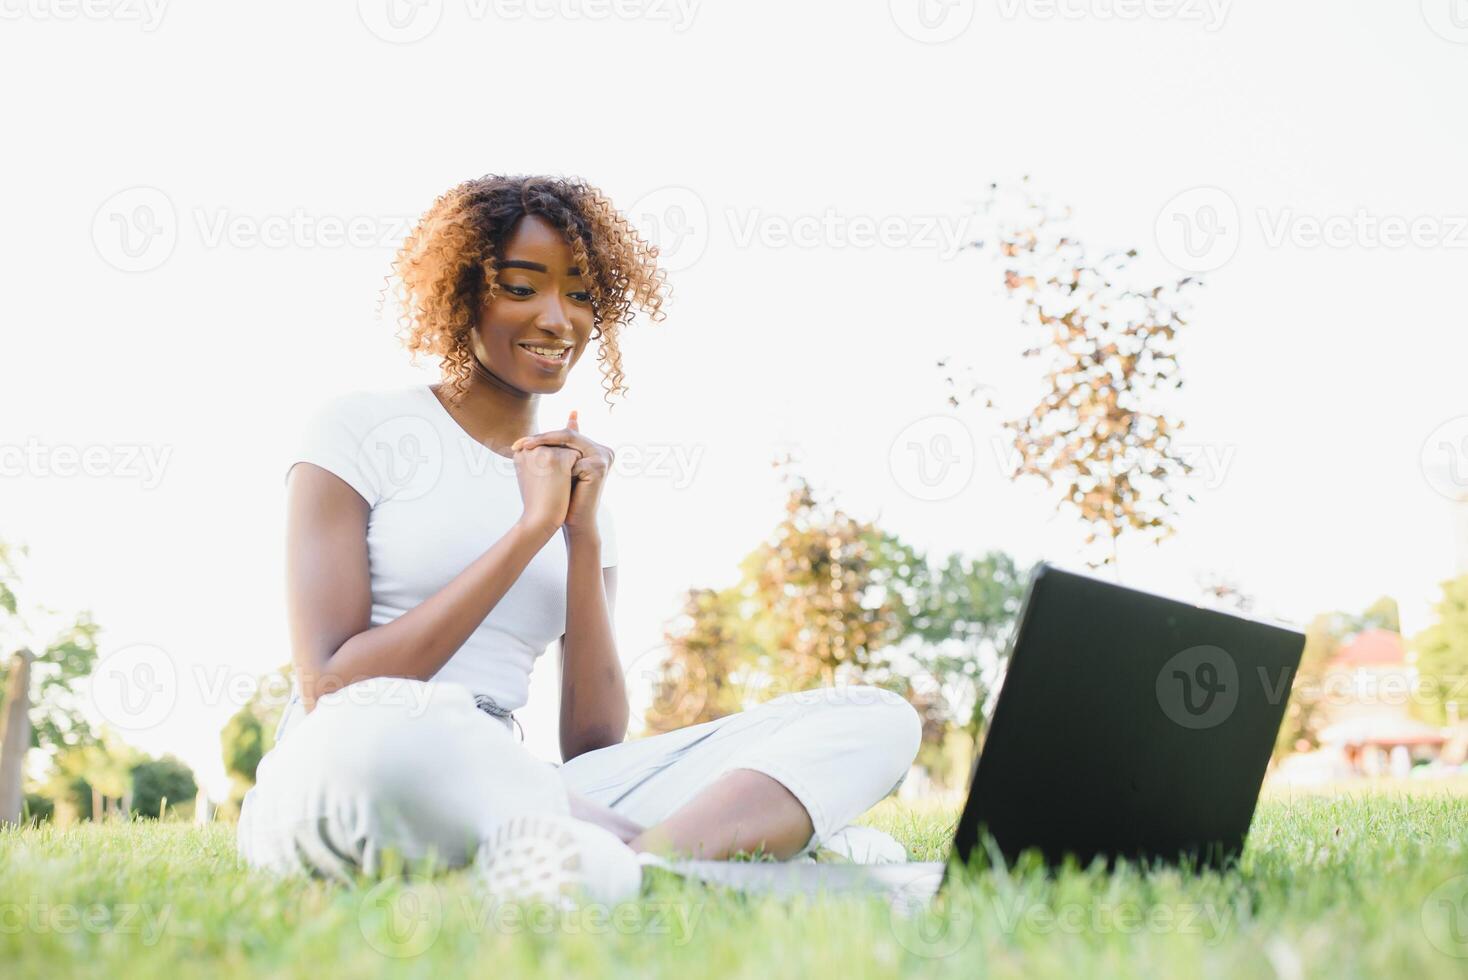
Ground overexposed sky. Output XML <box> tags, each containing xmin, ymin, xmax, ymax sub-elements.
<box><xmin>2</xmin><ymin>1</ymin><xmax>1466</xmax><ymax>795</ymax></box>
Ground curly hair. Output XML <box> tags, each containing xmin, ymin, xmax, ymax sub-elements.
<box><xmin>388</xmin><ymin>174</ymin><xmax>669</xmax><ymax>406</ymax></box>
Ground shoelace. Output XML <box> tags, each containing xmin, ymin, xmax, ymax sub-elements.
<box><xmin>473</xmin><ymin>693</ymin><xmax>525</xmax><ymax>742</ymax></box>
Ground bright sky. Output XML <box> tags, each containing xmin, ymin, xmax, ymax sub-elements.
<box><xmin>2</xmin><ymin>1</ymin><xmax>1466</xmax><ymax>796</ymax></box>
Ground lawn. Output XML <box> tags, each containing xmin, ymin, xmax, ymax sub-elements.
<box><xmin>3</xmin><ymin>793</ymin><xmax>1467</xmax><ymax>978</ymax></box>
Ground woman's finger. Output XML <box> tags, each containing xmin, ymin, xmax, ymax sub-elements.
<box><xmin>511</xmin><ymin>428</ymin><xmax>590</xmax><ymax>452</ymax></box>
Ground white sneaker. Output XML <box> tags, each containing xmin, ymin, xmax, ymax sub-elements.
<box><xmin>815</xmin><ymin>825</ymin><xmax>909</xmax><ymax>864</ymax></box>
<box><xmin>474</xmin><ymin>814</ymin><xmax>643</xmax><ymax>908</ymax></box>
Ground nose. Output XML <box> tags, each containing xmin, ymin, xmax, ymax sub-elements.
<box><xmin>532</xmin><ymin>294</ymin><xmax>574</xmax><ymax>338</ymax></box>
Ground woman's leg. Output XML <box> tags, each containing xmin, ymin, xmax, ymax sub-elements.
<box><xmin>627</xmin><ymin>768</ymin><xmax>814</xmax><ymax>860</ymax></box>
<box><xmin>558</xmin><ymin>685</ymin><xmax>922</xmax><ymax>862</ymax></box>
<box><xmin>238</xmin><ymin>677</ymin><xmax>569</xmax><ymax>881</ymax></box>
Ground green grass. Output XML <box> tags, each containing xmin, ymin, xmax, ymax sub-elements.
<box><xmin>4</xmin><ymin>794</ymin><xmax>1468</xmax><ymax>978</ymax></box>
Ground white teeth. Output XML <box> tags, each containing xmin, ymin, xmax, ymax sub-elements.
<box><xmin>522</xmin><ymin>345</ymin><xmax>568</xmax><ymax>359</ymax></box>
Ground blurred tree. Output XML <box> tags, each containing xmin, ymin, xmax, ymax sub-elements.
<box><xmin>129</xmin><ymin>755</ymin><xmax>197</xmax><ymax>820</ymax></box>
<box><xmin>647</xmin><ymin>464</ymin><xmax>918</xmax><ymax>732</ymax></box>
<box><xmin>645</xmin><ymin>460</ymin><xmax>1028</xmax><ymax>769</ymax></box>
<box><xmin>895</xmin><ymin>550</ymin><xmax>1030</xmax><ymax>739</ymax></box>
<box><xmin>1411</xmin><ymin>575</ymin><xmax>1468</xmax><ymax>727</ymax></box>
<box><xmin>39</xmin><ymin>730</ymin><xmax>140</xmax><ymax>822</ymax></box>
<box><xmin>0</xmin><ymin>539</ymin><xmax>102</xmax><ymax>823</ymax></box>
<box><xmin>949</xmin><ymin>178</ymin><xmax>1202</xmax><ymax>570</ymax></box>
<box><xmin>219</xmin><ymin>664</ymin><xmax>291</xmax><ymax>807</ymax></box>
<box><xmin>1274</xmin><ymin>596</ymin><xmax>1404</xmax><ymax>757</ymax></box>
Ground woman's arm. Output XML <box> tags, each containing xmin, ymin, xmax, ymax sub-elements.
<box><xmin>285</xmin><ymin>462</ymin><xmax>557</xmax><ymax>711</ymax></box>
<box><xmin>558</xmin><ymin>530</ymin><xmax>628</xmax><ymax>761</ymax></box>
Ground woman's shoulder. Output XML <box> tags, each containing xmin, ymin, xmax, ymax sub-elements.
<box><xmin>305</xmin><ymin>384</ymin><xmax>432</xmax><ymax>430</ymax></box>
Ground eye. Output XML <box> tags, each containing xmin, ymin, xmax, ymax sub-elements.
<box><xmin>502</xmin><ymin>284</ymin><xmax>534</xmax><ymax>298</ymax></box>
<box><xmin>568</xmin><ymin>290</ymin><xmax>592</xmax><ymax>303</ymax></box>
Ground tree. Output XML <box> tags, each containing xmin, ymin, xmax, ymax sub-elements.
<box><xmin>643</xmin><ymin>459</ymin><xmax>1029</xmax><ymax>774</ymax></box>
<box><xmin>38</xmin><ymin>730</ymin><xmax>141</xmax><ymax>822</ymax></box>
<box><xmin>219</xmin><ymin>664</ymin><xmax>291</xmax><ymax>807</ymax></box>
<box><xmin>948</xmin><ymin>178</ymin><xmax>1202</xmax><ymax>570</ymax></box>
<box><xmin>0</xmin><ymin>539</ymin><xmax>102</xmax><ymax>823</ymax></box>
<box><xmin>647</xmin><ymin>463</ymin><xmax>919</xmax><ymax>732</ymax></box>
<box><xmin>129</xmin><ymin>755</ymin><xmax>197</xmax><ymax>820</ymax></box>
<box><xmin>1412</xmin><ymin>575</ymin><xmax>1468</xmax><ymax>727</ymax></box>
<box><xmin>895</xmin><ymin>550</ymin><xmax>1030</xmax><ymax>738</ymax></box>
<box><xmin>1273</xmin><ymin>596</ymin><xmax>1403</xmax><ymax>756</ymax></box>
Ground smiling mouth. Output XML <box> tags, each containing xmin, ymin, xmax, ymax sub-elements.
<box><xmin>518</xmin><ymin>342</ymin><xmax>571</xmax><ymax>367</ymax></box>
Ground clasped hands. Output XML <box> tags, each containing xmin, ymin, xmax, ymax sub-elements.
<box><xmin>511</xmin><ymin>410</ymin><xmax>614</xmax><ymax>538</ymax></box>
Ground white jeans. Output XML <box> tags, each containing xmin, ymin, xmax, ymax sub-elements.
<box><xmin>236</xmin><ymin>677</ymin><xmax>921</xmax><ymax>881</ymax></box>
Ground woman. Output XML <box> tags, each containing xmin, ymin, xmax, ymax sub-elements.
<box><xmin>236</xmin><ymin>174</ymin><xmax>922</xmax><ymax>905</ymax></box>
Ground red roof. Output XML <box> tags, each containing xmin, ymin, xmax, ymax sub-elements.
<box><xmin>1331</xmin><ymin>629</ymin><xmax>1406</xmax><ymax>667</ymax></box>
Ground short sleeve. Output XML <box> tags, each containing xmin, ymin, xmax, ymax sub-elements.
<box><xmin>597</xmin><ymin>502</ymin><xmax>618</xmax><ymax>568</ymax></box>
<box><xmin>284</xmin><ymin>393</ymin><xmax>382</xmax><ymax>507</ymax></box>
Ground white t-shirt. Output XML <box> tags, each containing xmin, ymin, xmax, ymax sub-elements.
<box><xmin>284</xmin><ymin>383</ymin><xmax>617</xmax><ymax>712</ymax></box>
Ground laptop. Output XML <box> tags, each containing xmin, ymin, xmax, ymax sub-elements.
<box><xmin>663</xmin><ymin>562</ymin><xmax>1305</xmax><ymax>901</ymax></box>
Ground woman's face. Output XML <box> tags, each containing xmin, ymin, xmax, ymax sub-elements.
<box><xmin>472</xmin><ymin>213</ymin><xmax>595</xmax><ymax>394</ymax></box>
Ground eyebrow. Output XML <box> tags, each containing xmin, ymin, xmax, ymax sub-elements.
<box><xmin>495</xmin><ymin>259</ymin><xmax>583</xmax><ymax>276</ymax></box>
